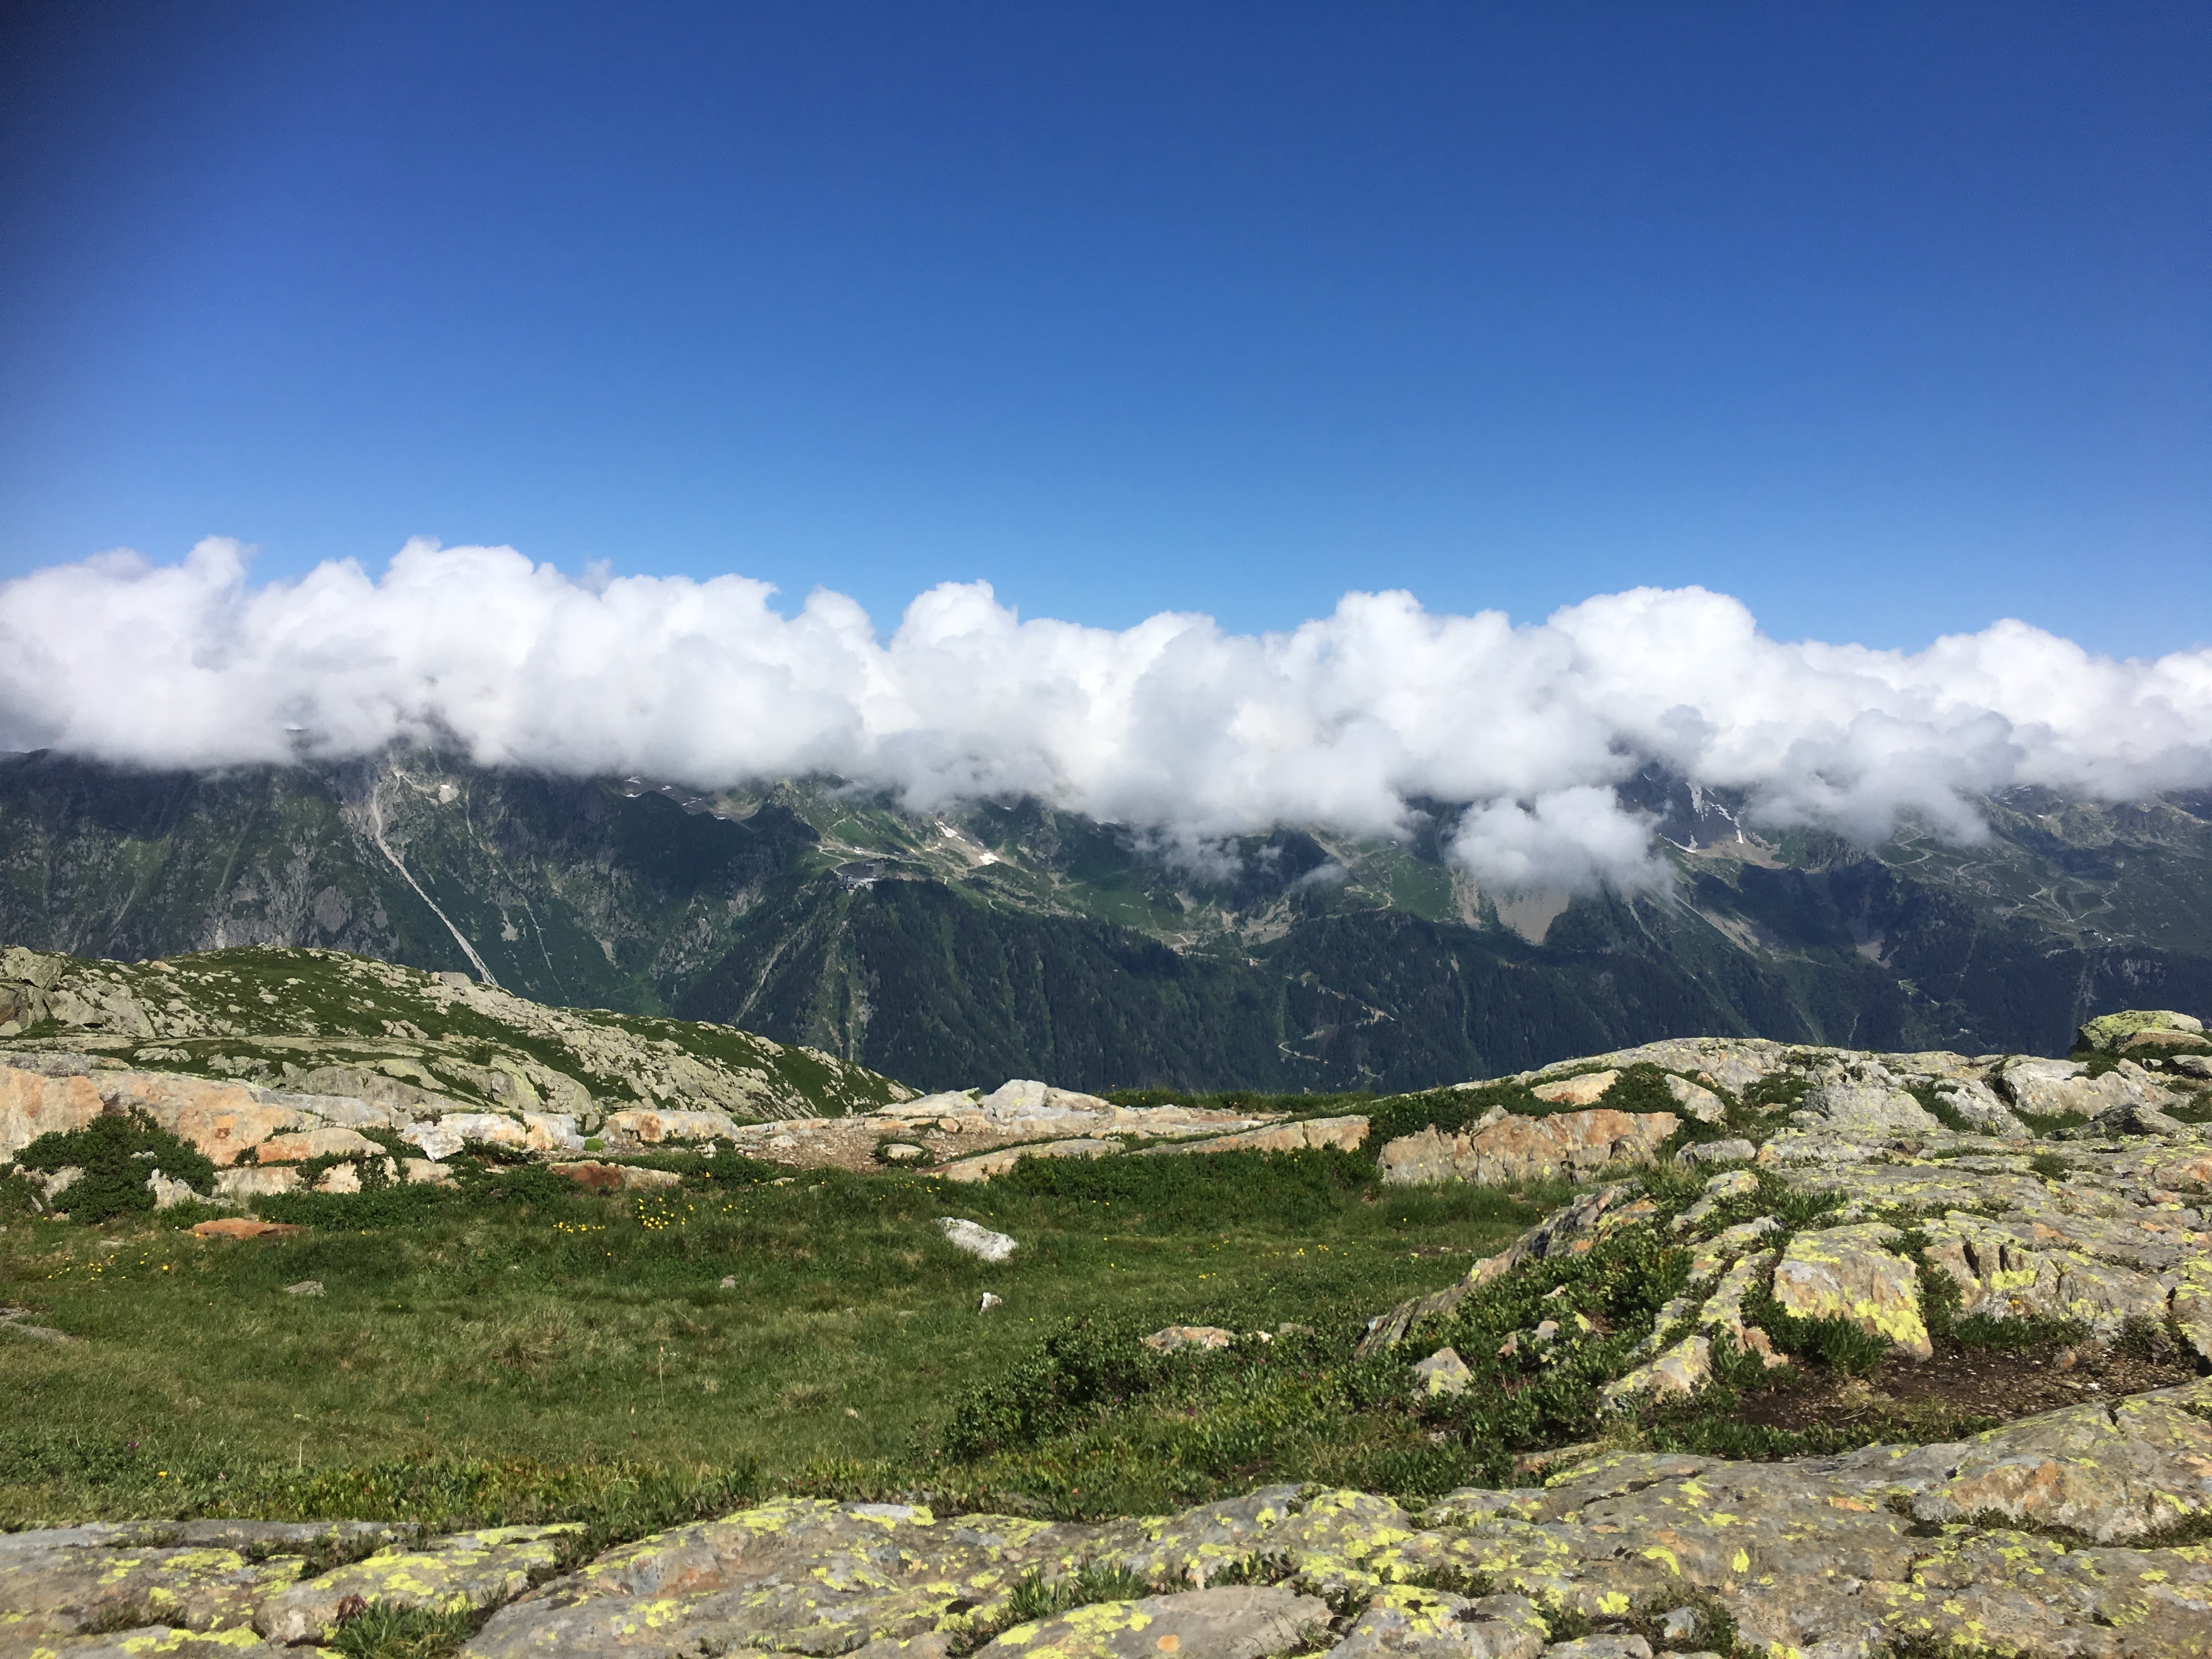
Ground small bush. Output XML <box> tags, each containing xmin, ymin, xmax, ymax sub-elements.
<box><xmin>1949</xmin><ymin>1313</ymin><xmax>2090</xmax><ymax>1353</ymax></box>
<box><xmin>937</xmin><ymin>1317</ymin><xmax>1172</xmax><ymax>1460</ymax></box>
<box><xmin>13</xmin><ymin>1110</ymin><xmax>216</xmax><ymax>1224</ymax></box>
<box><xmin>1741</xmin><ymin>1282</ymin><xmax>1892</xmax><ymax>1374</ymax></box>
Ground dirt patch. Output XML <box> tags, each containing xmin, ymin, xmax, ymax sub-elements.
<box><xmin>1736</xmin><ymin>1335</ymin><xmax>2202</xmax><ymax>1435</ymax></box>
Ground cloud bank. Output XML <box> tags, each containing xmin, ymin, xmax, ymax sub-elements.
<box><xmin>3</xmin><ymin>537</ymin><xmax>2210</xmax><ymax>891</ymax></box>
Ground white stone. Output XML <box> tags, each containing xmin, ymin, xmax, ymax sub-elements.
<box><xmin>400</xmin><ymin>1118</ymin><xmax>465</xmax><ymax>1160</ymax></box>
<box><xmin>939</xmin><ymin>1217</ymin><xmax>1017</xmax><ymax>1262</ymax></box>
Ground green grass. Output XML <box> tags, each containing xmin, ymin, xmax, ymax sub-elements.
<box><xmin>326</xmin><ymin>1601</ymin><xmax>488</xmax><ymax>1659</ymax></box>
<box><xmin>0</xmin><ymin>1147</ymin><xmax>1557</xmax><ymax>1528</ymax></box>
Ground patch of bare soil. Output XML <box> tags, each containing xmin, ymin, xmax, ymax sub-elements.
<box><xmin>1737</xmin><ymin>1336</ymin><xmax>2202</xmax><ymax>1435</ymax></box>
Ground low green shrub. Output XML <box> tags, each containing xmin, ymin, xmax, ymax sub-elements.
<box><xmin>936</xmin><ymin>1317</ymin><xmax>1175</xmax><ymax>1460</ymax></box>
<box><xmin>13</xmin><ymin>1109</ymin><xmax>216</xmax><ymax>1224</ymax></box>
<box><xmin>1949</xmin><ymin>1313</ymin><xmax>2090</xmax><ymax>1352</ymax></box>
<box><xmin>1739</xmin><ymin>1282</ymin><xmax>1892</xmax><ymax>1374</ymax></box>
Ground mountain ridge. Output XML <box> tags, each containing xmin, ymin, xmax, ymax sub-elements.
<box><xmin>3</xmin><ymin>747</ymin><xmax>2207</xmax><ymax>1092</ymax></box>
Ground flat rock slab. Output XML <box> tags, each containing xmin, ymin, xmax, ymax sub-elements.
<box><xmin>257</xmin><ymin>1526</ymin><xmax>579</xmax><ymax>1643</ymax></box>
<box><xmin>19</xmin><ymin>1418</ymin><xmax>2212</xmax><ymax>1659</ymax></box>
<box><xmin>0</xmin><ymin>1542</ymin><xmax>304</xmax><ymax>1642</ymax></box>
<box><xmin>188</xmin><ymin>1218</ymin><xmax>301</xmax><ymax>1239</ymax></box>
<box><xmin>936</xmin><ymin>1139</ymin><xmax>1118</xmax><ymax>1183</ymax></box>
<box><xmin>14</xmin><ymin>1627</ymin><xmax>294</xmax><ymax>1659</ymax></box>
<box><xmin>978</xmin><ymin>1587</ymin><xmax>1333</xmax><ymax>1659</ymax></box>
<box><xmin>1331</xmin><ymin>1586</ymin><xmax>1546</xmax><ymax>1659</ymax></box>
<box><xmin>1153</xmin><ymin>1116</ymin><xmax>1369</xmax><ymax>1156</ymax></box>
<box><xmin>1529</xmin><ymin>1071</ymin><xmax>1618</xmax><ymax>1108</ymax></box>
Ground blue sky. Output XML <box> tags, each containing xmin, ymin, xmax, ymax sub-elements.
<box><xmin>1</xmin><ymin>1</ymin><xmax>2205</xmax><ymax>655</ymax></box>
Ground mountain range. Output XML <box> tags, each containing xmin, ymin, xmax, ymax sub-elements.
<box><xmin>2</xmin><ymin>747</ymin><xmax>2208</xmax><ymax>1094</ymax></box>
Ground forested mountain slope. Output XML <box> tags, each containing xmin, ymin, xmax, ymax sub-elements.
<box><xmin>2</xmin><ymin>748</ymin><xmax>2207</xmax><ymax>1091</ymax></box>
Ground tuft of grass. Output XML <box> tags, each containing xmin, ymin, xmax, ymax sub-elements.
<box><xmin>326</xmin><ymin>1601</ymin><xmax>486</xmax><ymax>1659</ymax></box>
<box><xmin>1948</xmin><ymin>1314</ymin><xmax>2090</xmax><ymax>1352</ymax></box>
<box><xmin>1004</xmin><ymin>1560</ymin><xmax>1154</xmax><ymax>1623</ymax></box>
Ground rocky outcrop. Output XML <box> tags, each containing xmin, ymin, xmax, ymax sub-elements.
<box><xmin>1378</xmin><ymin>1110</ymin><xmax>1678</xmax><ymax>1188</ymax></box>
<box><xmin>1998</xmin><ymin>1056</ymin><xmax>2183</xmax><ymax>1121</ymax></box>
<box><xmin>938</xmin><ymin>1138</ymin><xmax>1120</xmax><ymax>1182</ymax></box>
<box><xmin>2079</xmin><ymin>1009</ymin><xmax>2207</xmax><ymax>1054</ymax></box>
<box><xmin>1148</xmin><ymin>1116</ymin><xmax>1370</xmax><ymax>1158</ymax></box>
<box><xmin>1772</xmin><ymin>1222</ymin><xmax>1933</xmax><ymax>1358</ymax></box>
<box><xmin>1527</xmin><ymin>1071</ymin><xmax>1617</xmax><ymax>1108</ymax></box>
<box><xmin>0</xmin><ymin>1063</ymin><xmax>102</xmax><ymax>1159</ymax></box>
<box><xmin>256</xmin><ymin>1526</ymin><xmax>579</xmax><ymax>1643</ymax></box>
<box><xmin>0</xmin><ymin>943</ymin><xmax>909</xmax><ymax>1130</ymax></box>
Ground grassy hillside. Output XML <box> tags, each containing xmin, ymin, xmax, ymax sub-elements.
<box><xmin>0</xmin><ymin>941</ymin><xmax>909</xmax><ymax>1119</ymax></box>
<box><xmin>0</xmin><ymin>1145</ymin><xmax>1558</xmax><ymax>1530</ymax></box>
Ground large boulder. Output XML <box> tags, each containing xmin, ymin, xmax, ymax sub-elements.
<box><xmin>1999</xmin><ymin>1057</ymin><xmax>2180</xmax><ymax>1120</ymax></box>
<box><xmin>1791</xmin><ymin>1075</ymin><xmax>1942</xmax><ymax>1138</ymax></box>
<box><xmin>938</xmin><ymin>1217</ymin><xmax>1016</xmax><ymax>1262</ymax></box>
<box><xmin>1773</xmin><ymin>1222</ymin><xmax>1932</xmax><ymax>1359</ymax></box>
<box><xmin>2078</xmin><ymin>1009</ymin><xmax>2206</xmax><ymax>1054</ymax></box>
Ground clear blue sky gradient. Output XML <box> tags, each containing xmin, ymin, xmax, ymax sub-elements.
<box><xmin>2</xmin><ymin>1</ymin><xmax>2205</xmax><ymax>654</ymax></box>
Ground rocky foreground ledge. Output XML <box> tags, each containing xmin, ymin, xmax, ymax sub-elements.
<box><xmin>15</xmin><ymin>1384</ymin><xmax>2212</xmax><ymax>1659</ymax></box>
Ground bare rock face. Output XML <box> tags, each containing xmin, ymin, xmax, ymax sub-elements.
<box><xmin>1791</xmin><ymin>1070</ymin><xmax>1943</xmax><ymax>1138</ymax></box>
<box><xmin>1528</xmin><ymin>1071</ymin><xmax>1618</xmax><ymax>1108</ymax></box>
<box><xmin>0</xmin><ymin>1064</ymin><xmax>103</xmax><ymax>1159</ymax></box>
<box><xmin>976</xmin><ymin>1585</ymin><xmax>1333</xmax><ymax>1659</ymax></box>
<box><xmin>1378</xmin><ymin>1110</ymin><xmax>1679</xmax><ymax>1188</ymax></box>
<box><xmin>1932</xmin><ymin>1076</ymin><xmax>2029</xmax><ymax>1136</ymax></box>
<box><xmin>1772</xmin><ymin>1222</ymin><xmax>1934</xmax><ymax>1358</ymax></box>
<box><xmin>2000</xmin><ymin>1056</ymin><xmax>2182</xmax><ymax>1120</ymax></box>
<box><xmin>1155</xmin><ymin>1116</ymin><xmax>1370</xmax><ymax>1158</ymax></box>
<box><xmin>256</xmin><ymin>1526</ymin><xmax>579</xmax><ymax>1643</ymax></box>
<box><xmin>1659</xmin><ymin>1073</ymin><xmax>1726</xmax><ymax>1123</ymax></box>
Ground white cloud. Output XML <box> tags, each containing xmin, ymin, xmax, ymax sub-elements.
<box><xmin>3</xmin><ymin>537</ymin><xmax>2210</xmax><ymax>893</ymax></box>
